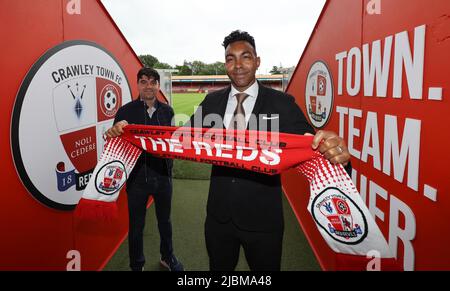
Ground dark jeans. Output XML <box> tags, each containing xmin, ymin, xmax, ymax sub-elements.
<box><xmin>126</xmin><ymin>176</ymin><xmax>173</xmax><ymax>271</ymax></box>
<box><xmin>205</xmin><ymin>216</ymin><xmax>284</xmax><ymax>271</ymax></box>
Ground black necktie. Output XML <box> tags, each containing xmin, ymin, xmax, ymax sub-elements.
<box><xmin>229</xmin><ymin>93</ymin><xmax>249</xmax><ymax>130</ymax></box>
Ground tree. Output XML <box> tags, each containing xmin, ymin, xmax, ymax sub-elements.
<box><xmin>153</xmin><ymin>62</ymin><xmax>173</xmax><ymax>70</ymax></box>
<box><xmin>191</xmin><ymin>61</ymin><xmax>207</xmax><ymax>75</ymax></box>
<box><xmin>269</xmin><ymin>66</ymin><xmax>281</xmax><ymax>74</ymax></box>
<box><xmin>174</xmin><ymin>61</ymin><xmax>192</xmax><ymax>75</ymax></box>
<box><xmin>206</xmin><ymin>62</ymin><xmax>226</xmax><ymax>75</ymax></box>
<box><xmin>139</xmin><ymin>54</ymin><xmax>159</xmax><ymax>68</ymax></box>
<box><xmin>174</xmin><ymin>65</ymin><xmax>191</xmax><ymax>75</ymax></box>
<box><xmin>147</xmin><ymin>58</ymin><xmax>225</xmax><ymax>76</ymax></box>
<box><xmin>174</xmin><ymin>60</ymin><xmax>226</xmax><ymax>75</ymax></box>
<box><xmin>139</xmin><ymin>54</ymin><xmax>173</xmax><ymax>70</ymax></box>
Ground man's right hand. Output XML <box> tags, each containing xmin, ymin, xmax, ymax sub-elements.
<box><xmin>105</xmin><ymin>120</ymin><xmax>128</xmax><ymax>138</ymax></box>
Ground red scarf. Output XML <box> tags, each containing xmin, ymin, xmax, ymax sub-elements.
<box><xmin>76</xmin><ymin>125</ymin><xmax>398</xmax><ymax>270</ymax></box>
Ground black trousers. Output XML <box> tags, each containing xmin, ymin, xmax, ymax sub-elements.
<box><xmin>126</xmin><ymin>176</ymin><xmax>173</xmax><ymax>271</ymax></box>
<box><xmin>205</xmin><ymin>216</ymin><xmax>284</xmax><ymax>271</ymax></box>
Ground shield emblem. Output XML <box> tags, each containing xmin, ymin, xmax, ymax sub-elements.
<box><xmin>97</xmin><ymin>77</ymin><xmax>122</xmax><ymax>122</ymax></box>
<box><xmin>53</xmin><ymin>76</ymin><xmax>122</xmax><ymax>174</ymax></box>
<box><xmin>100</xmin><ymin>165</ymin><xmax>123</xmax><ymax>191</ymax></box>
<box><xmin>334</xmin><ymin>198</ymin><xmax>353</xmax><ymax>232</ymax></box>
<box><xmin>319</xmin><ymin>197</ymin><xmax>354</xmax><ymax>233</ymax></box>
<box><xmin>59</xmin><ymin>127</ymin><xmax>97</xmax><ymax>173</ymax></box>
<box><xmin>317</xmin><ymin>74</ymin><xmax>327</xmax><ymax>96</ymax></box>
<box><xmin>309</xmin><ymin>95</ymin><xmax>317</xmax><ymax>114</ymax></box>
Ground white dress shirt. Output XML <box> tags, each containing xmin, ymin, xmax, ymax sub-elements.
<box><xmin>147</xmin><ymin>106</ymin><xmax>156</xmax><ymax>118</ymax></box>
<box><xmin>223</xmin><ymin>81</ymin><xmax>259</xmax><ymax>129</ymax></box>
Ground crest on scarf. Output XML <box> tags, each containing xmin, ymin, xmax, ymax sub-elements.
<box><xmin>95</xmin><ymin>161</ymin><xmax>127</xmax><ymax>195</ymax></box>
<box><xmin>311</xmin><ymin>187</ymin><xmax>368</xmax><ymax>245</ymax></box>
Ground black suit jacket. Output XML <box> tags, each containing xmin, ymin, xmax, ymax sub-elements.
<box><xmin>190</xmin><ymin>83</ymin><xmax>315</xmax><ymax>232</ymax></box>
<box><xmin>115</xmin><ymin>98</ymin><xmax>174</xmax><ymax>183</ymax></box>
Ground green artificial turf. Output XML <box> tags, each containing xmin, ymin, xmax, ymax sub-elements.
<box><xmin>103</xmin><ymin>179</ymin><xmax>320</xmax><ymax>271</ymax></box>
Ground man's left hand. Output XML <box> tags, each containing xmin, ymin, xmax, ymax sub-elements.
<box><xmin>308</xmin><ymin>130</ymin><xmax>351</xmax><ymax>166</ymax></box>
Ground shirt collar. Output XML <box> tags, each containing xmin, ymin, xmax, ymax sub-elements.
<box><xmin>139</xmin><ymin>96</ymin><xmax>159</xmax><ymax>110</ymax></box>
<box><xmin>230</xmin><ymin>80</ymin><xmax>259</xmax><ymax>99</ymax></box>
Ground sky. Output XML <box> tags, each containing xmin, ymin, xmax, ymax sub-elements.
<box><xmin>101</xmin><ymin>0</ymin><xmax>326</xmax><ymax>75</ymax></box>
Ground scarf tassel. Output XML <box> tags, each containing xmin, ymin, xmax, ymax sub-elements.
<box><xmin>75</xmin><ymin>198</ymin><xmax>119</xmax><ymax>222</ymax></box>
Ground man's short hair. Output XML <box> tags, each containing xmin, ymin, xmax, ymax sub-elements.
<box><xmin>222</xmin><ymin>30</ymin><xmax>256</xmax><ymax>54</ymax></box>
<box><xmin>137</xmin><ymin>67</ymin><xmax>160</xmax><ymax>83</ymax></box>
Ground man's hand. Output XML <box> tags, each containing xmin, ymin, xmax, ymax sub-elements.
<box><xmin>307</xmin><ymin>130</ymin><xmax>351</xmax><ymax>166</ymax></box>
<box><xmin>105</xmin><ymin>120</ymin><xmax>128</xmax><ymax>138</ymax></box>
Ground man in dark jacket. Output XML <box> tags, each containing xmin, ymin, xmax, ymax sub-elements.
<box><xmin>106</xmin><ymin>68</ymin><xmax>183</xmax><ymax>271</ymax></box>
<box><xmin>188</xmin><ymin>30</ymin><xmax>352</xmax><ymax>271</ymax></box>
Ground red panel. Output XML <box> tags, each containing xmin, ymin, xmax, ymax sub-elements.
<box><xmin>283</xmin><ymin>0</ymin><xmax>363</xmax><ymax>271</ymax></box>
<box><xmin>359</xmin><ymin>0</ymin><xmax>450</xmax><ymax>270</ymax></box>
<box><xmin>285</xmin><ymin>0</ymin><xmax>450</xmax><ymax>270</ymax></box>
<box><xmin>0</xmin><ymin>0</ymin><xmax>73</xmax><ymax>270</ymax></box>
<box><xmin>0</xmin><ymin>0</ymin><xmax>146</xmax><ymax>270</ymax></box>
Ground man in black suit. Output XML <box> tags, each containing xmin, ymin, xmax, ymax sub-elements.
<box><xmin>189</xmin><ymin>30</ymin><xmax>351</xmax><ymax>271</ymax></box>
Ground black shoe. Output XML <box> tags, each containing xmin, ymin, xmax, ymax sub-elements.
<box><xmin>160</xmin><ymin>255</ymin><xmax>184</xmax><ymax>271</ymax></box>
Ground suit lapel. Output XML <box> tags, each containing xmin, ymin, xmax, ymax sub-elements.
<box><xmin>218</xmin><ymin>86</ymin><xmax>231</xmax><ymax>129</ymax></box>
<box><xmin>247</xmin><ymin>82</ymin><xmax>267</xmax><ymax>130</ymax></box>
<box><xmin>218</xmin><ymin>86</ymin><xmax>231</xmax><ymax>116</ymax></box>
